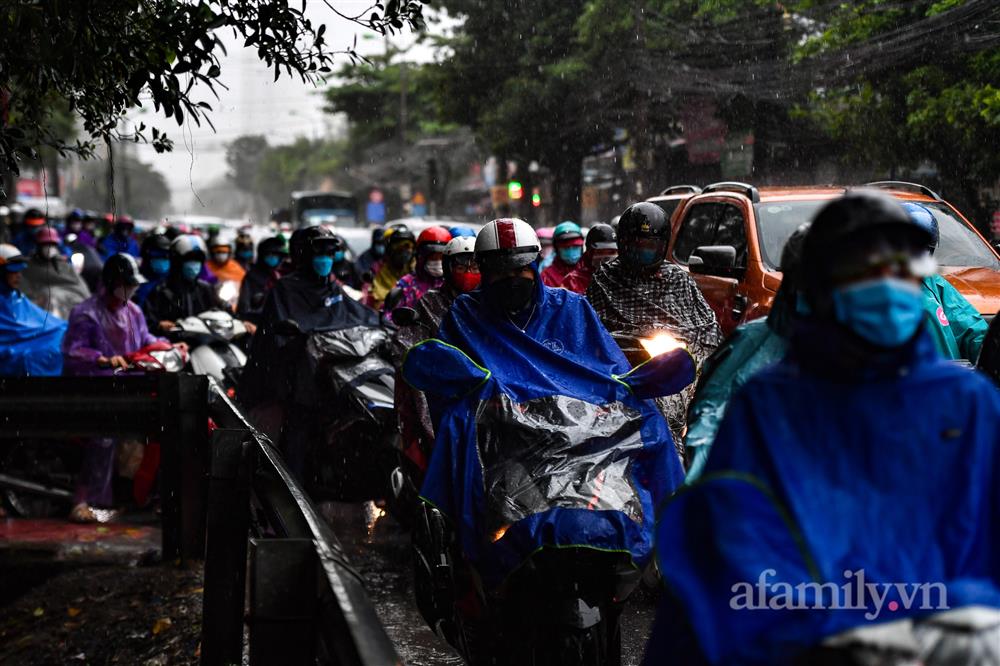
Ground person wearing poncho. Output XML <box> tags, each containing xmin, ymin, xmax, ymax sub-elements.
<box><xmin>587</xmin><ymin>202</ymin><xmax>722</xmax><ymax>451</ymax></box>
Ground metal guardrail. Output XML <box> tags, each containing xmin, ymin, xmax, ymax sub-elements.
<box><xmin>202</xmin><ymin>381</ymin><xmax>402</xmax><ymax>666</ymax></box>
<box><xmin>0</xmin><ymin>376</ymin><xmax>401</xmax><ymax>666</ymax></box>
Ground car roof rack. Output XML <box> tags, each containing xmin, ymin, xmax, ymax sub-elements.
<box><xmin>701</xmin><ymin>181</ymin><xmax>760</xmax><ymax>203</ymax></box>
<box><xmin>658</xmin><ymin>185</ymin><xmax>702</xmax><ymax>196</ymax></box>
<box><xmin>863</xmin><ymin>181</ymin><xmax>942</xmax><ymax>201</ymax></box>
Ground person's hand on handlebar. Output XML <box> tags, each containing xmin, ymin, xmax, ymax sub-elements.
<box><xmin>159</xmin><ymin>320</ymin><xmax>176</xmax><ymax>331</ymax></box>
<box><xmin>98</xmin><ymin>355</ymin><xmax>129</xmax><ymax>370</ymax></box>
<box><xmin>174</xmin><ymin>342</ymin><xmax>189</xmax><ymax>353</ymax></box>
<box><xmin>243</xmin><ymin>321</ymin><xmax>257</xmax><ymax>335</ymax></box>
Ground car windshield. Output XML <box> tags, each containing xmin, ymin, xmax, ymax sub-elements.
<box><xmin>754</xmin><ymin>201</ymin><xmax>829</xmax><ymax>270</ymax></box>
<box><xmin>754</xmin><ymin>200</ymin><xmax>999</xmax><ymax>271</ymax></box>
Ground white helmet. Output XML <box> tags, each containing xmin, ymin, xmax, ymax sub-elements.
<box><xmin>170</xmin><ymin>234</ymin><xmax>207</xmax><ymax>261</ymax></box>
<box><xmin>0</xmin><ymin>243</ymin><xmax>25</xmax><ymax>266</ymax></box>
<box><xmin>444</xmin><ymin>236</ymin><xmax>476</xmax><ymax>257</ymax></box>
<box><xmin>475</xmin><ymin>218</ymin><xmax>540</xmax><ymax>274</ymax></box>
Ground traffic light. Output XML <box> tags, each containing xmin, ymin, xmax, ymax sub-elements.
<box><xmin>531</xmin><ymin>188</ymin><xmax>541</xmax><ymax>207</ymax></box>
<box><xmin>508</xmin><ymin>180</ymin><xmax>523</xmax><ymax>201</ymax></box>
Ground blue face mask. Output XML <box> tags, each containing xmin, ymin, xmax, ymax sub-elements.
<box><xmin>312</xmin><ymin>255</ymin><xmax>334</xmax><ymax>278</ymax></box>
<box><xmin>832</xmin><ymin>277</ymin><xmax>924</xmax><ymax>348</ymax></box>
<box><xmin>237</xmin><ymin>250</ymin><xmax>254</xmax><ymax>261</ymax></box>
<box><xmin>373</xmin><ymin>244</ymin><xmax>385</xmax><ymax>257</ymax></box>
<box><xmin>333</xmin><ymin>250</ymin><xmax>346</xmax><ymax>263</ymax></box>
<box><xmin>149</xmin><ymin>257</ymin><xmax>170</xmax><ymax>277</ymax></box>
<box><xmin>181</xmin><ymin>260</ymin><xmax>202</xmax><ymax>282</ymax></box>
<box><xmin>557</xmin><ymin>246</ymin><xmax>583</xmax><ymax>265</ymax></box>
<box><xmin>263</xmin><ymin>254</ymin><xmax>282</xmax><ymax>269</ymax></box>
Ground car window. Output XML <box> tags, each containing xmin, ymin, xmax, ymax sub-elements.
<box><xmin>753</xmin><ymin>201</ymin><xmax>829</xmax><ymax>270</ymax></box>
<box><xmin>923</xmin><ymin>203</ymin><xmax>1000</xmax><ymax>269</ymax></box>
<box><xmin>650</xmin><ymin>199</ymin><xmax>681</xmax><ymax>222</ymax></box>
<box><xmin>714</xmin><ymin>204</ymin><xmax>748</xmax><ymax>268</ymax></box>
<box><xmin>673</xmin><ymin>203</ymin><xmax>720</xmax><ymax>263</ymax></box>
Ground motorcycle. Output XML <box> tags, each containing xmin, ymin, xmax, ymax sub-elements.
<box><xmin>169</xmin><ymin>310</ymin><xmax>248</xmax><ymax>391</ymax></box>
<box><xmin>276</xmin><ymin>319</ymin><xmax>398</xmax><ymax>502</ymax></box>
<box><xmin>405</xmin><ymin>338</ymin><xmax>695</xmax><ymax>666</ymax></box>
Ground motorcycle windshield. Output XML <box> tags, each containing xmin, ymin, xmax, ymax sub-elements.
<box><xmin>477</xmin><ymin>393</ymin><xmax>645</xmax><ymax>535</ymax></box>
<box><xmin>307</xmin><ymin>325</ymin><xmax>388</xmax><ymax>360</ymax></box>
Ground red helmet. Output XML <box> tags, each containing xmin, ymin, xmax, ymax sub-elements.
<box><xmin>416</xmin><ymin>226</ymin><xmax>452</xmax><ymax>254</ymax></box>
<box><xmin>34</xmin><ymin>226</ymin><xmax>60</xmax><ymax>244</ymax></box>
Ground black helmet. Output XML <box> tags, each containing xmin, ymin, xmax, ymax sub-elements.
<box><xmin>258</xmin><ymin>236</ymin><xmax>288</xmax><ymax>256</ymax></box>
<box><xmin>386</xmin><ymin>226</ymin><xmax>416</xmax><ymax>248</ymax></box>
<box><xmin>141</xmin><ymin>233</ymin><xmax>171</xmax><ymax>258</ymax></box>
<box><xmin>802</xmin><ymin>191</ymin><xmax>930</xmax><ymax>315</ymax></box>
<box><xmin>290</xmin><ymin>226</ymin><xmax>334</xmax><ymax>267</ymax></box>
<box><xmin>586</xmin><ymin>223</ymin><xmax>617</xmax><ymax>250</ymax></box>
<box><xmin>370</xmin><ymin>226</ymin><xmax>386</xmax><ymax>246</ymax></box>
<box><xmin>311</xmin><ymin>230</ymin><xmax>344</xmax><ymax>255</ymax></box>
<box><xmin>102</xmin><ymin>253</ymin><xmax>146</xmax><ymax>288</ymax></box>
<box><xmin>616</xmin><ymin>202</ymin><xmax>669</xmax><ymax>269</ymax></box>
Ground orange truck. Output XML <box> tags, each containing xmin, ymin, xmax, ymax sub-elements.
<box><xmin>656</xmin><ymin>181</ymin><xmax>1000</xmax><ymax>335</ymax></box>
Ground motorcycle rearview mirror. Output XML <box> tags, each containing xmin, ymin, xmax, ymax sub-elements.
<box><xmin>274</xmin><ymin>318</ymin><xmax>304</xmax><ymax>337</ymax></box>
<box><xmin>616</xmin><ymin>346</ymin><xmax>696</xmax><ymax>399</ymax></box>
<box><xmin>402</xmin><ymin>339</ymin><xmax>490</xmax><ymax>400</ymax></box>
<box><xmin>384</xmin><ymin>286</ymin><xmax>404</xmax><ymax>312</ymax></box>
<box><xmin>392</xmin><ymin>306</ymin><xmax>418</xmax><ymax>327</ymax></box>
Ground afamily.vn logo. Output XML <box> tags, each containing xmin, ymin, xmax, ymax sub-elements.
<box><xmin>730</xmin><ymin>569</ymin><xmax>949</xmax><ymax>620</ymax></box>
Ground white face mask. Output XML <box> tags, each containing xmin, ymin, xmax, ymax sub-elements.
<box><xmin>40</xmin><ymin>245</ymin><xmax>60</xmax><ymax>260</ymax></box>
<box><xmin>113</xmin><ymin>285</ymin><xmax>139</xmax><ymax>302</ymax></box>
<box><xmin>425</xmin><ymin>259</ymin><xmax>444</xmax><ymax>278</ymax></box>
<box><xmin>213</xmin><ymin>252</ymin><xmax>230</xmax><ymax>264</ymax></box>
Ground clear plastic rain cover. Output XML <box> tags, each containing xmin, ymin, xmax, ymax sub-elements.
<box><xmin>476</xmin><ymin>393</ymin><xmax>645</xmax><ymax>534</ymax></box>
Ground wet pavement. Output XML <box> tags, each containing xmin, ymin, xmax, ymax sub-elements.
<box><xmin>320</xmin><ymin>501</ymin><xmax>656</xmax><ymax>665</ymax></box>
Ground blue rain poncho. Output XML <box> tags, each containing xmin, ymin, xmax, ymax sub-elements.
<box><xmin>646</xmin><ymin>322</ymin><xmax>1000</xmax><ymax>664</ymax></box>
<box><xmin>405</xmin><ymin>277</ymin><xmax>691</xmax><ymax>589</ymax></box>
<box><xmin>0</xmin><ymin>286</ymin><xmax>66</xmax><ymax>376</ymax></box>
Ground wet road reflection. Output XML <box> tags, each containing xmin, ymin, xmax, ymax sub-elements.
<box><xmin>320</xmin><ymin>501</ymin><xmax>656</xmax><ymax>665</ymax></box>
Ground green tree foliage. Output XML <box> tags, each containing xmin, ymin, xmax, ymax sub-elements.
<box><xmin>797</xmin><ymin>0</ymin><xmax>1000</xmax><ymax>224</ymax></box>
<box><xmin>0</xmin><ymin>0</ymin><xmax>427</xmax><ymax>174</ymax></box>
<box><xmin>225</xmin><ymin>135</ymin><xmax>269</xmax><ymax>192</ymax></box>
<box><xmin>67</xmin><ymin>155</ymin><xmax>172</xmax><ymax>219</ymax></box>
<box><xmin>253</xmin><ymin>137</ymin><xmax>346</xmax><ymax>209</ymax></box>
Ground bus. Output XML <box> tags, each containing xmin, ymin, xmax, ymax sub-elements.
<box><xmin>290</xmin><ymin>190</ymin><xmax>359</xmax><ymax>228</ymax></box>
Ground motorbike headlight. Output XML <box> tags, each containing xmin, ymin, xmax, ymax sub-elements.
<box><xmin>217</xmin><ymin>280</ymin><xmax>240</xmax><ymax>304</ymax></box>
<box><xmin>639</xmin><ymin>332</ymin><xmax>687</xmax><ymax>358</ymax></box>
<box><xmin>150</xmin><ymin>349</ymin><xmax>185</xmax><ymax>373</ymax></box>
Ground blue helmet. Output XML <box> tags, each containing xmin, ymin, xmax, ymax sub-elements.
<box><xmin>448</xmin><ymin>226</ymin><xmax>476</xmax><ymax>238</ymax></box>
<box><xmin>901</xmin><ymin>202</ymin><xmax>939</xmax><ymax>254</ymax></box>
<box><xmin>553</xmin><ymin>221</ymin><xmax>583</xmax><ymax>243</ymax></box>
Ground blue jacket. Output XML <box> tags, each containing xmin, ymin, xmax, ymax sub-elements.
<box><xmin>921</xmin><ymin>273</ymin><xmax>987</xmax><ymax>362</ymax></box>
<box><xmin>410</xmin><ymin>277</ymin><xmax>688</xmax><ymax>589</ymax></box>
<box><xmin>0</xmin><ymin>286</ymin><xmax>66</xmax><ymax>376</ymax></box>
<box><xmin>99</xmin><ymin>234</ymin><xmax>140</xmax><ymax>259</ymax></box>
<box><xmin>646</xmin><ymin>321</ymin><xmax>1000</xmax><ymax>665</ymax></box>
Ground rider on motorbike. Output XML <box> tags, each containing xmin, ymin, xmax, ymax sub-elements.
<box><xmin>239</xmin><ymin>226</ymin><xmax>381</xmax><ymax>475</ymax></box>
<box><xmin>234</xmin><ymin>232</ymin><xmax>255</xmax><ymax>270</ymax></box>
<box><xmin>902</xmin><ymin>202</ymin><xmax>988</xmax><ymax>362</ymax></box>
<box><xmin>355</xmin><ymin>225</ymin><xmax>386</xmax><ymax>277</ymax></box>
<box><xmin>12</xmin><ymin>208</ymin><xmax>48</xmax><ymax>257</ymax></box>
<box><xmin>0</xmin><ymin>244</ymin><xmax>65</xmax><ymax>376</ymax></box>
<box><xmin>62</xmin><ymin>254</ymin><xmax>175</xmax><ymax>523</ymax></box>
<box><xmin>684</xmin><ymin>223</ymin><xmax>810</xmax><ymax>481</ymax></box>
<box><xmin>366</xmin><ymin>226</ymin><xmax>416</xmax><ymax>309</ymax></box>
<box><xmin>540</xmin><ymin>220</ymin><xmax>584</xmax><ymax>287</ymax></box>
<box><xmin>134</xmin><ymin>233</ymin><xmax>172</xmax><ymax>307</ymax></box>
<box><xmin>143</xmin><ymin>235</ymin><xmax>232</xmax><ymax>336</ymax></box>
<box><xmin>205</xmin><ymin>234</ymin><xmax>247</xmax><ymax>284</ymax></box>
<box><xmin>587</xmin><ymin>201</ymin><xmax>722</xmax><ymax>452</ymax></box>
<box><xmin>405</xmin><ymin>218</ymin><xmax>692</xmax><ymax>663</ymax></box>
<box><xmin>20</xmin><ymin>226</ymin><xmax>91</xmax><ymax>319</ymax></box>
<box><xmin>645</xmin><ymin>191</ymin><xmax>1000</xmax><ymax>665</ymax></box>
<box><xmin>98</xmin><ymin>214</ymin><xmax>140</xmax><ymax>259</ymax></box>
<box><xmin>237</xmin><ymin>235</ymin><xmax>287</xmax><ymax>324</ymax></box>
<box><xmin>561</xmin><ymin>223</ymin><xmax>618</xmax><ymax>294</ymax></box>
<box><xmin>391</xmin><ymin>226</ymin><xmax>452</xmax><ymax>316</ymax></box>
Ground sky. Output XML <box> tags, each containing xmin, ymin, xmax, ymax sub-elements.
<box><xmin>131</xmin><ymin>2</ymin><xmax>443</xmax><ymax>215</ymax></box>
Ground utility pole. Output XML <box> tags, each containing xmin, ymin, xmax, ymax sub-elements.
<box><xmin>399</xmin><ymin>61</ymin><xmax>408</xmax><ymax>143</ymax></box>
<box><xmin>631</xmin><ymin>2</ymin><xmax>650</xmax><ymax>198</ymax></box>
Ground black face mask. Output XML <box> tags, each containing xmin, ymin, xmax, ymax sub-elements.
<box><xmin>485</xmin><ymin>275</ymin><xmax>536</xmax><ymax>315</ymax></box>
